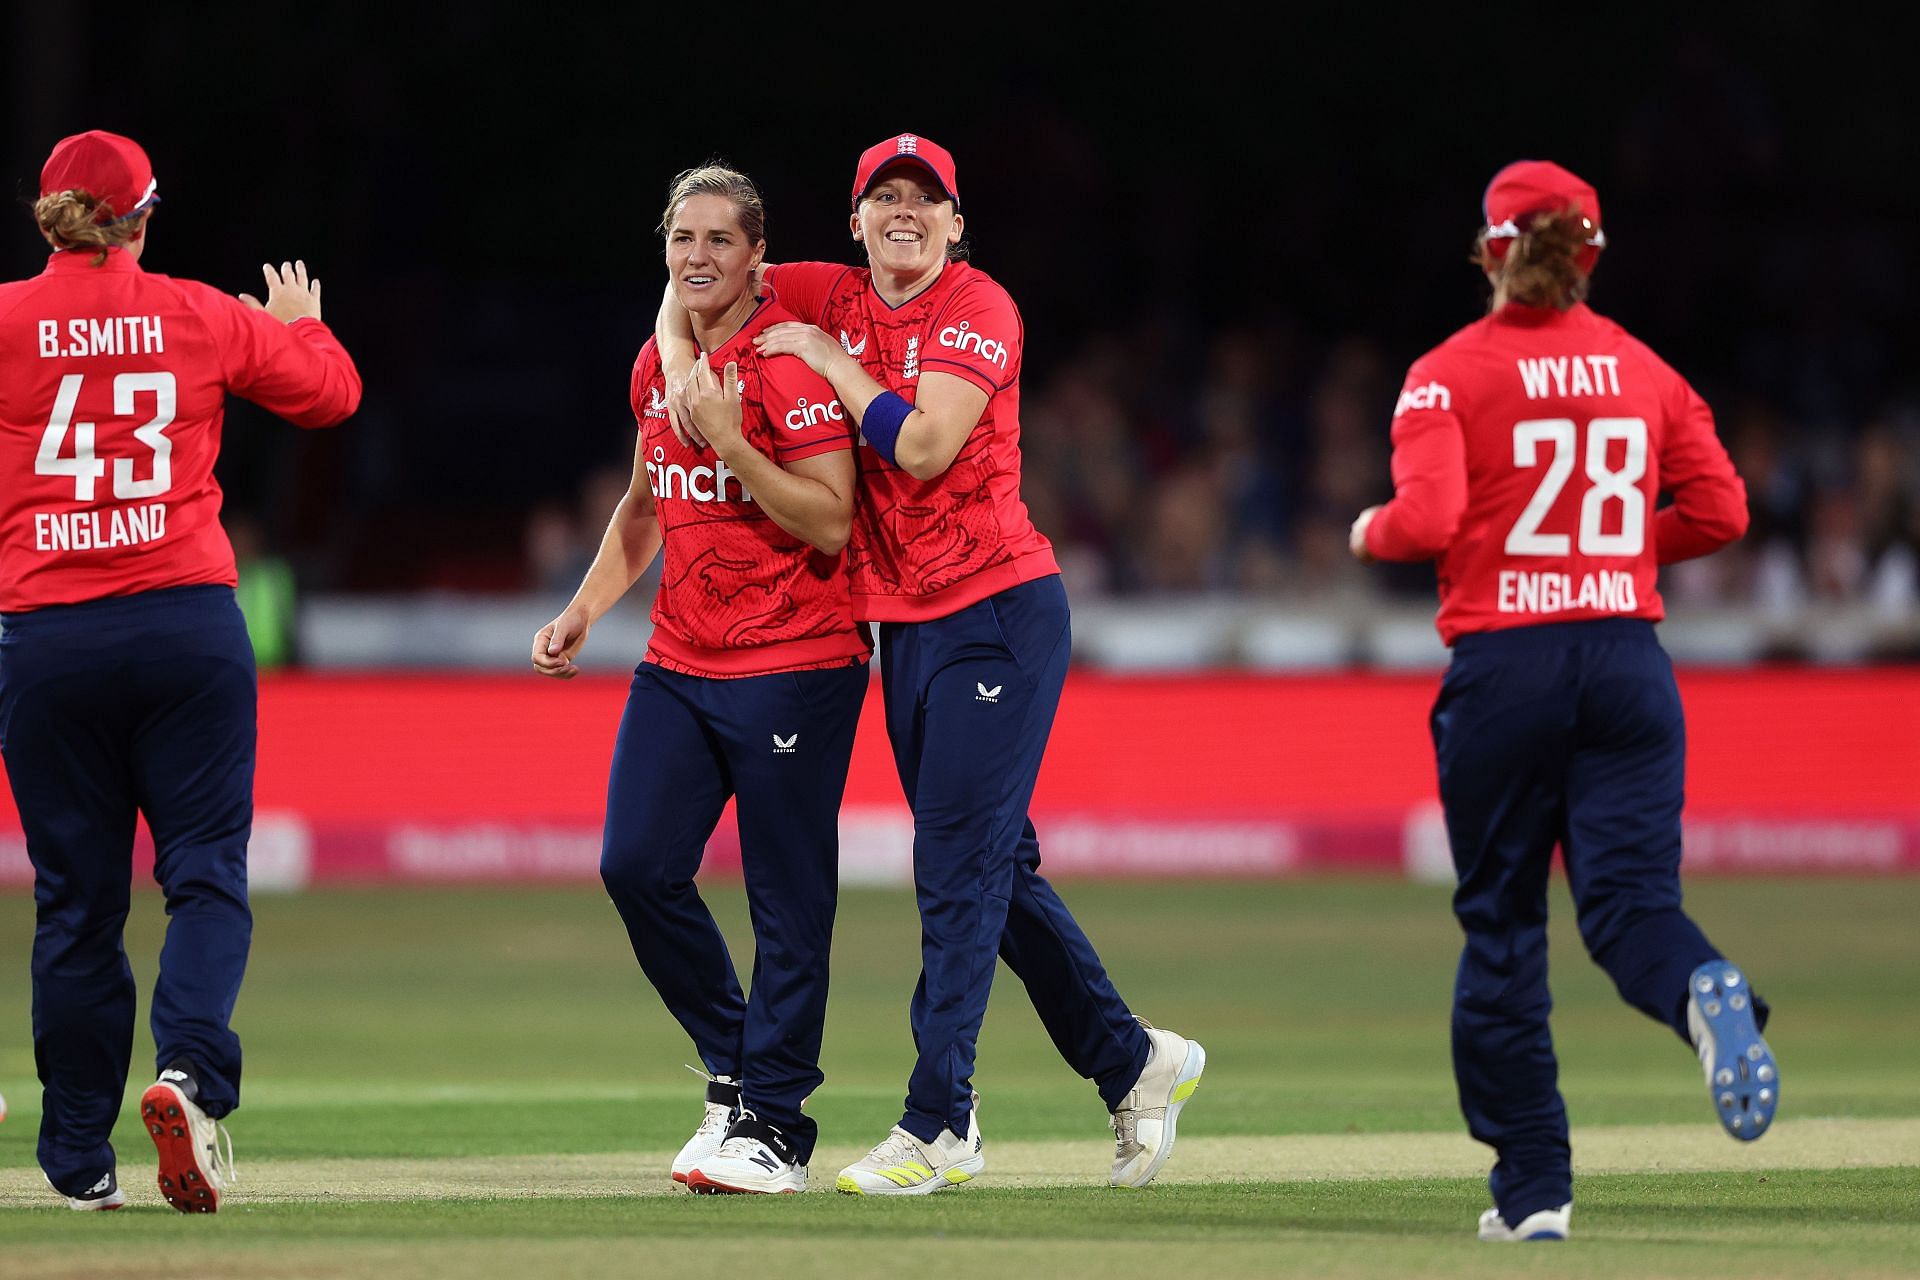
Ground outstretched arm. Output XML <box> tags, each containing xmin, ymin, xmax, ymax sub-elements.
<box><xmin>218</xmin><ymin>260</ymin><xmax>363</xmax><ymax>427</ymax></box>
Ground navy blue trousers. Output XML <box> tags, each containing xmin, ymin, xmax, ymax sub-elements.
<box><xmin>879</xmin><ymin>575</ymin><xmax>1148</xmax><ymax>1143</ymax></box>
<box><xmin>0</xmin><ymin>585</ymin><xmax>256</xmax><ymax>1197</ymax></box>
<box><xmin>599</xmin><ymin>659</ymin><xmax>865</xmax><ymax>1163</ymax></box>
<box><xmin>1434</xmin><ymin>619</ymin><xmax>1755</xmax><ymax>1221</ymax></box>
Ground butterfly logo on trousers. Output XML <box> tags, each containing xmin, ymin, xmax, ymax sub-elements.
<box><xmin>975</xmin><ymin>683</ymin><xmax>1002</xmax><ymax>703</ymax></box>
<box><xmin>773</xmin><ymin>733</ymin><xmax>798</xmax><ymax>753</ymax></box>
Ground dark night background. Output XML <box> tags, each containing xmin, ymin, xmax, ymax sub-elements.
<box><xmin>7</xmin><ymin>5</ymin><xmax>1917</xmax><ymax>613</ymax></box>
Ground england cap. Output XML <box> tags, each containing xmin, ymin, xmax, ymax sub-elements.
<box><xmin>1482</xmin><ymin>159</ymin><xmax>1603</xmax><ymax>269</ymax></box>
<box><xmin>40</xmin><ymin>130</ymin><xmax>160</xmax><ymax>223</ymax></box>
<box><xmin>851</xmin><ymin>133</ymin><xmax>958</xmax><ymax>209</ymax></box>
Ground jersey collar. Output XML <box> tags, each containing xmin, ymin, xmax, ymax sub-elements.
<box><xmin>871</xmin><ymin>260</ymin><xmax>959</xmax><ymax>312</ymax></box>
<box><xmin>44</xmin><ymin>246</ymin><xmax>143</xmax><ymax>274</ymax></box>
<box><xmin>1493</xmin><ymin>300</ymin><xmax>1588</xmax><ymax>328</ymax></box>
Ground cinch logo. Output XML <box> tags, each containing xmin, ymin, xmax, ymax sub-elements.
<box><xmin>975</xmin><ymin>682</ymin><xmax>1002</xmax><ymax>703</ymax></box>
<box><xmin>938</xmin><ymin>321</ymin><xmax>1009</xmax><ymax>370</ymax></box>
<box><xmin>645</xmin><ymin>387</ymin><xmax>668</xmax><ymax>418</ymax></box>
<box><xmin>648</xmin><ymin>445</ymin><xmax>752</xmax><ymax>503</ymax></box>
<box><xmin>840</xmin><ymin>330</ymin><xmax>867</xmax><ymax>357</ymax></box>
<box><xmin>784</xmin><ymin>397</ymin><xmax>846</xmax><ymax>432</ymax></box>
<box><xmin>1393</xmin><ymin>381</ymin><xmax>1452</xmax><ymax>418</ymax></box>
<box><xmin>772</xmin><ymin>733</ymin><xmax>798</xmax><ymax>753</ymax></box>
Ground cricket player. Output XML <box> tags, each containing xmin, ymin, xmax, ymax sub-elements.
<box><xmin>532</xmin><ymin>165</ymin><xmax>868</xmax><ymax>1195</ymax></box>
<box><xmin>659</xmin><ymin>134</ymin><xmax>1206</xmax><ymax>1195</ymax></box>
<box><xmin>1350</xmin><ymin>159</ymin><xmax>1778</xmax><ymax>1241</ymax></box>
<box><xmin>1</xmin><ymin>130</ymin><xmax>362</xmax><ymax>1212</ymax></box>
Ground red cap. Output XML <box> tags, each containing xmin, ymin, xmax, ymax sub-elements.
<box><xmin>851</xmin><ymin>133</ymin><xmax>958</xmax><ymax>209</ymax></box>
<box><xmin>1481</xmin><ymin>159</ymin><xmax>1603</xmax><ymax>270</ymax></box>
<box><xmin>39</xmin><ymin>130</ymin><xmax>160</xmax><ymax>223</ymax></box>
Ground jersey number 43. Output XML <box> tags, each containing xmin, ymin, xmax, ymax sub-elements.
<box><xmin>1505</xmin><ymin>416</ymin><xmax>1647</xmax><ymax>558</ymax></box>
<box><xmin>36</xmin><ymin>372</ymin><xmax>177</xmax><ymax>502</ymax></box>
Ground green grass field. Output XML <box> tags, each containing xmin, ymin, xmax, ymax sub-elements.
<box><xmin>2</xmin><ymin>877</ymin><xmax>1916</xmax><ymax>1278</ymax></box>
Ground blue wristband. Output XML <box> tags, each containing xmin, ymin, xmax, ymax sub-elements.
<box><xmin>860</xmin><ymin>390</ymin><xmax>913</xmax><ymax>465</ymax></box>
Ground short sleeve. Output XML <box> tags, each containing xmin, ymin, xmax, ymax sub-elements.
<box><xmin>759</xmin><ymin>353</ymin><xmax>852</xmax><ymax>464</ymax></box>
<box><xmin>763</xmin><ymin>262</ymin><xmax>846</xmax><ymax>328</ymax></box>
<box><xmin>631</xmin><ymin>338</ymin><xmax>662</xmax><ymax>428</ymax></box>
<box><xmin>920</xmin><ymin>278</ymin><xmax>1021</xmax><ymax>394</ymax></box>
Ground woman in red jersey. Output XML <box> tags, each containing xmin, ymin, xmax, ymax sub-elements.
<box><xmin>532</xmin><ymin>165</ymin><xmax>867</xmax><ymax>1195</ymax></box>
<box><xmin>1350</xmin><ymin>159</ymin><xmax>1777</xmax><ymax>1243</ymax></box>
<box><xmin>657</xmin><ymin>134</ymin><xmax>1205</xmax><ymax>1196</ymax></box>
<box><xmin>0</xmin><ymin>130</ymin><xmax>361</xmax><ymax>1213</ymax></box>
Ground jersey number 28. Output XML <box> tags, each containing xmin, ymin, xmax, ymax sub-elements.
<box><xmin>1505</xmin><ymin>416</ymin><xmax>1647</xmax><ymax>557</ymax></box>
<box><xmin>36</xmin><ymin>372</ymin><xmax>177</xmax><ymax>502</ymax></box>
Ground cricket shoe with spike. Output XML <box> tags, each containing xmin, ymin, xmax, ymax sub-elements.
<box><xmin>47</xmin><ymin>1170</ymin><xmax>126</xmax><ymax>1211</ymax></box>
<box><xmin>1478</xmin><ymin>1202</ymin><xmax>1571</xmax><ymax>1241</ymax></box>
<box><xmin>1688</xmin><ymin>961</ymin><xmax>1779</xmax><ymax>1140</ymax></box>
<box><xmin>141</xmin><ymin>1065</ymin><xmax>234</xmax><ymax>1213</ymax></box>
<box><xmin>686</xmin><ymin>1111</ymin><xmax>807</xmax><ymax>1194</ymax></box>
<box><xmin>1109</xmin><ymin>1017</ymin><xmax>1206</xmax><ymax>1188</ymax></box>
<box><xmin>672</xmin><ymin>1069</ymin><xmax>742</xmax><ymax>1185</ymax></box>
<box><xmin>837</xmin><ymin>1092</ymin><xmax>983</xmax><ymax>1195</ymax></box>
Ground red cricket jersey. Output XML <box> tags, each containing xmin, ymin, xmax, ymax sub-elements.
<box><xmin>631</xmin><ymin>299</ymin><xmax>870</xmax><ymax>678</ymax></box>
<box><xmin>1365</xmin><ymin>302</ymin><xmax>1748</xmax><ymax>645</ymax></box>
<box><xmin>0</xmin><ymin>249</ymin><xmax>362</xmax><ymax>612</ymax></box>
<box><xmin>764</xmin><ymin>260</ymin><xmax>1059</xmax><ymax>622</ymax></box>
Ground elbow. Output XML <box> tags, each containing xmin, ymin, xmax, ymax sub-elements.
<box><xmin>1720</xmin><ymin>502</ymin><xmax>1752</xmax><ymax>544</ymax></box>
<box><xmin>1702</xmin><ymin>479</ymin><xmax>1751</xmax><ymax>544</ymax></box>
<box><xmin>810</xmin><ymin>513</ymin><xmax>852</xmax><ymax>557</ymax></box>
<box><xmin>894</xmin><ymin>444</ymin><xmax>948</xmax><ymax>483</ymax></box>
<box><xmin>1686</xmin><ymin>503</ymin><xmax>1750</xmax><ymax>552</ymax></box>
<box><xmin>298</xmin><ymin>375</ymin><xmax>364</xmax><ymax>429</ymax></box>
<box><xmin>891</xmin><ymin>428</ymin><xmax>955</xmax><ymax>482</ymax></box>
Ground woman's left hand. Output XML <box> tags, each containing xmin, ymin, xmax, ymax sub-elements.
<box><xmin>753</xmin><ymin>322</ymin><xmax>843</xmax><ymax>377</ymax></box>
<box><xmin>686</xmin><ymin>355</ymin><xmax>745</xmax><ymax>454</ymax></box>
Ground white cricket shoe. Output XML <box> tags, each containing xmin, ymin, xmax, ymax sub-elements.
<box><xmin>837</xmin><ymin>1093</ymin><xmax>983</xmax><ymax>1195</ymax></box>
<box><xmin>1478</xmin><ymin>1202</ymin><xmax>1571</xmax><ymax>1241</ymax></box>
<box><xmin>1109</xmin><ymin>1018</ymin><xmax>1206</xmax><ymax>1188</ymax></box>
<box><xmin>686</xmin><ymin>1112</ymin><xmax>807</xmax><ymax>1194</ymax></box>
<box><xmin>1688</xmin><ymin>961</ymin><xmax>1779</xmax><ymax>1140</ymax></box>
<box><xmin>672</xmin><ymin>1070</ymin><xmax>741</xmax><ymax>1185</ymax></box>
<box><xmin>46</xmin><ymin>1170</ymin><xmax>126</xmax><ymax>1211</ymax></box>
<box><xmin>141</xmin><ymin>1068</ymin><xmax>234</xmax><ymax>1214</ymax></box>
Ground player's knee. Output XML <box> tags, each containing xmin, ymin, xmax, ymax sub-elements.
<box><xmin>598</xmin><ymin>848</ymin><xmax>680</xmax><ymax>902</ymax></box>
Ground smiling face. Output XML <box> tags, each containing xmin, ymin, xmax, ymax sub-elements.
<box><xmin>852</xmin><ymin>164</ymin><xmax>961</xmax><ymax>291</ymax></box>
<box><xmin>666</xmin><ymin>192</ymin><xmax>764</xmax><ymax>321</ymax></box>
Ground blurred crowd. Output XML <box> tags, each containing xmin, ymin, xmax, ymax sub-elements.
<box><xmin>514</xmin><ymin>323</ymin><xmax>1920</xmax><ymax>642</ymax></box>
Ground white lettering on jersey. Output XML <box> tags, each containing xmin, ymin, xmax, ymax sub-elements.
<box><xmin>1517</xmin><ymin>355</ymin><xmax>1620</xmax><ymax>400</ymax></box>
<box><xmin>936</xmin><ymin>320</ymin><xmax>1009</xmax><ymax>370</ymax></box>
<box><xmin>1393</xmin><ymin>381</ymin><xmax>1452</xmax><ymax>418</ymax></box>
<box><xmin>783</xmin><ymin>396</ymin><xmax>845</xmax><ymax>432</ymax></box>
<box><xmin>33</xmin><ymin>502</ymin><xmax>168</xmax><ymax>552</ymax></box>
<box><xmin>1497</xmin><ymin>569</ymin><xmax>1638</xmax><ymax>615</ymax></box>
<box><xmin>645</xmin><ymin>387</ymin><xmax>669</xmax><ymax>418</ymax></box>
<box><xmin>647</xmin><ymin>445</ymin><xmax>752</xmax><ymax>504</ymax></box>
<box><xmin>38</xmin><ymin>316</ymin><xmax>166</xmax><ymax>358</ymax></box>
